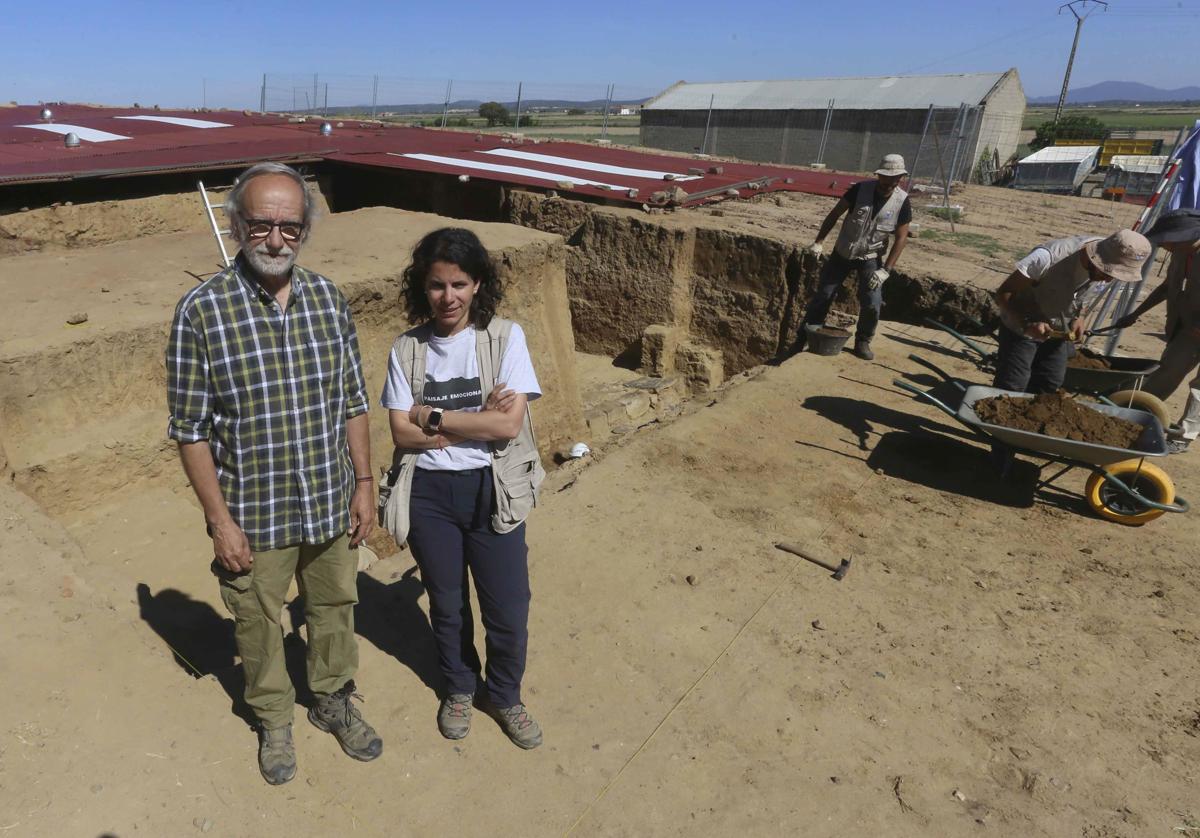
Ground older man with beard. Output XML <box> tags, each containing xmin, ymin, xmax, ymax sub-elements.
<box><xmin>166</xmin><ymin>162</ymin><xmax>381</xmax><ymax>785</ymax></box>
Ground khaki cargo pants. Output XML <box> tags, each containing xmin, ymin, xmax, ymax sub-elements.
<box><xmin>214</xmin><ymin>534</ymin><xmax>359</xmax><ymax>730</ymax></box>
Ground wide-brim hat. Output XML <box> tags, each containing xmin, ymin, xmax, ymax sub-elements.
<box><xmin>1084</xmin><ymin>229</ymin><xmax>1152</xmax><ymax>283</ymax></box>
<box><xmin>874</xmin><ymin>153</ymin><xmax>908</xmax><ymax>177</ymax></box>
<box><xmin>1144</xmin><ymin>209</ymin><xmax>1200</xmax><ymax>245</ymax></box>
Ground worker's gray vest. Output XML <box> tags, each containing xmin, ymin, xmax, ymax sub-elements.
<box><xmin>377</xmin><ymin>317</ymin><xmax>545</xmax><ymax>544</ymax></box>
<box><xmin>834</xmin><ymin>181</ymin><xmax>908</xmax><ymax>261</ymax></box>
<box><xmin>1011</xmin><ymin>249</ymin><xmax>1096</xmax><ymax>327</ymax></box>
<box><xmin>1029</xmin><ymin>234</ymin><xmax>1100</xmax><ymax>269</ymax></box>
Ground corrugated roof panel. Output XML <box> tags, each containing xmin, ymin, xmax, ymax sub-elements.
<box><xmin>644</xmin><ymin>72</ymin><xmax>1010</xmax><ymax>111</ymax></box>
<box><xmin>113</xmin><ymin>115</ymin><xmax>234</xmax><ymax>129</ymax></box>
<box><xmin>13</xmin><ymin>123</ymin><xmax>132</xmax><ymax>143</ymax></box>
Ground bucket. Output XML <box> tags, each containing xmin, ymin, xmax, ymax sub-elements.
<box><xmin>805</xmin><ymin>324</ymin><xmax>851</xmax><ymax>356</ymax></box>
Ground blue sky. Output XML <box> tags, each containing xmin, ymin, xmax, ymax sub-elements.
<box><xmin>3</xmin><ymin>0</ymin><xmax>1197</xmax><ymax>109</ymax></box>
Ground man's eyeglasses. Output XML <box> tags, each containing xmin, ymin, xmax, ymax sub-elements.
<box><xmin>244</xmin><ymin>219</ymin><xmax>305</xmax><ymax>241</ymax></box>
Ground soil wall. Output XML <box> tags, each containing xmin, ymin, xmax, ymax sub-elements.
<box><xmin>505</xmin><ymin>191</ymin><xmax>999</xmax><ymax>374</ymax></box>
<box><xmin>0</xmin><ymin>208</ymin><xmax>584</xmax><ymax>515</ymax></box>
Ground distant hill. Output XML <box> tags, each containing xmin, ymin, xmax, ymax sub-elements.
<box><xmin>319</xmin><ymin>98</ymin><xmax>646</xmax><ymax>116</ymax></box>
<box><xmin>1029</xmin><ymin>81</ymin><xmax>1200</xmax><ymax>105</ymax></box>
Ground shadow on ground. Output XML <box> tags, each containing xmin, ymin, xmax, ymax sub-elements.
<box><xmin>136</xmin><ymin>582</ymin><xmax>258</xmax><ymax>727</ymax></box>
<box><xmin>867</xmin><ymin>430</ymin><xmax>1039</xmax><ymax>508</ymax></box>
<box><xmin>802</xmin><ymin>394</ymin><xmax>1039</xmax><ymax>507</ymax></box>
<box><xmin>354</xmin><ymin>565</ymin><xmax>442</xmax><ymax>695</ymax></box>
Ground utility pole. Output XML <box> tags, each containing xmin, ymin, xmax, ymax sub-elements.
<box><xmin>1054</xmin><ymin>0</ymin><xmax>1107</xmax><ymax>126</ymax></box>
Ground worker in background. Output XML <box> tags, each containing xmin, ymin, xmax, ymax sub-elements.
<box><xmin>788</xmin><ymin>153</ymin><xmax>912</xmax><ymax>361</ymax></box>
<box><xmin>993</xmin><ymin>230</ymin><xmax>1151</xmax><ymax>394</ymax></box>
<box><xmin>1113</xmin><ymin>209</ymin><xmax>1200</xmax><ymax>454</ymax></box>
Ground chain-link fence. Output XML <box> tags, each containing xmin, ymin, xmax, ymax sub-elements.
<box><xmin>255</xmin><ymin>73</ymin><xmax>659</xmax><ymax>141</ymax></box>
<box><xmin>639</xmin><ymin>95</ymin><xmax>1028</xmax><ymax>187</ymax></box>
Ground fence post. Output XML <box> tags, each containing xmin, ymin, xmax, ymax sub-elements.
<box><xmin>908</xmin><ymin>104</ymin><xmax>934</xmax><ymax>189</ymax></box>
<box><xmin>946</xmin><ymin>103</ymin><xmax>968</xmax><ymax>192</ymax></box>
<box><xmin>815</xmin><ymin>98</ymin><xmax>834</xmax><ymax>166</ymax></box>
<box><xmin>371</xmin><ymin>75</ymin><xmax>378</xmax><ymax>119</ymax></box>
<box><xmin>601</xmin><ymin>83</ymin><xmax>613</xmax><ymax>139</ymax></box>
<box><xmin>701</xmin><ymin>94</ymin><xmax>715</xmax><ymax>154</ymax></box>
<box><xmin>514</xmin><ymin>82</ymin><xmax>523</xmax><ymax>129</ymax></box>
<box><xmin>260</xmin><ymin>74</ymin><xmax>267</xmax><ymax>113</ymax></box>
<box><xmin>779</xmin><ymin>108</ymin><xmax>791</xmax><ymax>164</ymax></box>
<box><xmin>441</xmin><ymin>80</ymin><xmax>453</xmax><ymax>128</ymax></box>
<box><xmin>930</xmin><ymin>113</ymin><xmax>956</xmax><ymax>232</ymax></box>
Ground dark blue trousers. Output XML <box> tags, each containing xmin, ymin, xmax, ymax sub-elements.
<box><xmin>993</xmin><ymin>325</ymin><xmax>1072</xmax><ymax>393</ymax></box>
<box><xmin>406</xmin><ymin>467</ymin><xmax>530</xmax><ymax>708</ymax></box>
<box><xmin>802</xmin><ymin>250</ymin><xmax>883</xmax><ymax>342</ymax></box>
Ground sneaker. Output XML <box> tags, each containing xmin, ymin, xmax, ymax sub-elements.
<box><xmin>257</xmin><ymin>724</ymin><xmax>297</xmax><ymax>785</ymax></box>
<box><xmin>495</xmin><ymin>703</ymin><xmax>543</xmax><ymax>750</ymax></box>
<box><xmin>307</xmin><ymin>680</ymin><xmax>383</xmax><ymax>762</ymax></box>
<box><xmin>438</xmin><ymin>693</ymin><xmax>474</xmax><ymax>740</ymax></box>
<box><xmin>1167</xmin><ymin>438</ymin><xmax>1191</xmax><ymax>454</ymax></box>
<box><xmin>853</xmin><ymin>340</ymin><xmax>875</xmax><ymax>361</ymax></box>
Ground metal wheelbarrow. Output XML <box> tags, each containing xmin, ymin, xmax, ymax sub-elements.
<box><xmin>894</xmin><ymin>368</ymin><xmax>1189</xmax><ymax>526</ymax></box>
<box><xmin>921</xmin><ymin>317</ymin><xmax>1168</xmax><ymax>425</ymax></box>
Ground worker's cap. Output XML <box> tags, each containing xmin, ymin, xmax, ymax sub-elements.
<box><xmin>1084</xmin><ymin>229</ymin><xmax>1152</xmax><ymax>283</ymax></box>
<box><xmin>1143</xmin><ymin>209</ymin><xmax>1200</xmax><ymax>245</ymax></box>
<box><xmin>874</xmin><ymin>154</ymin><xmax>908</xmax><ymax>177</ymax></box>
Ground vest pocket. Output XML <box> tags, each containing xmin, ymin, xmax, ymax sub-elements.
<box><xmin>495</xmin><ymin>456</ymin><xmax>538</xmax><ymax>527</ymax></box>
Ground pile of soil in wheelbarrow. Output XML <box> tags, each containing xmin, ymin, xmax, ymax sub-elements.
<box><xmin>974</xmin><ymin>391</ymin><xmax>1144</xmax><ymax>448</ymax></box>
<box><xmin>1067</xmin><ymin>350</ymin><xmax>1112</xmax><ymax>370</ymax></box>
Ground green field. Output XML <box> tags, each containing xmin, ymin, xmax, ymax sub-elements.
<box><xmin>1023</xmin><ymin>105</ymin><xmax>1200</xmax><ymax>131</ymax></box>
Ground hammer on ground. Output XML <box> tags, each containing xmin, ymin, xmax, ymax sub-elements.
<box><xmin>774</xmin><ymin>542</ymin><xmax>851</xmax><ymax>581</ymax></box>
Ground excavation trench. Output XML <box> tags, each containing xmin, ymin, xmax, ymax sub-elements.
<box><xmin>1</xmin><ymin>171</ymin><xmax>998</xmax><ymax>524</ymax></box>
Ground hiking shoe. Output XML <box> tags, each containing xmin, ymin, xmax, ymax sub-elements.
<box><xmin>437</xmin><ymin>693</ymin><xmax>474</xmax><ymax>740</ymax></box>
<box><xmin>495</xmin><ymin>703</ymin><xmax>543</xmax><ymax>750</ymax></box>
<box><xmin>308</xmin><ymin>680</ymin><xmax>383</xmax><ymax>762</ymax></box>
<box><xmin>257</xmin><ymin>724</ymin><xmax>297</xmax><ymax>786</ymax></box>
<box><xmin>853</xmin><ymin>340</ymin><xmax>875</xmax><ymax>361</ymax></box>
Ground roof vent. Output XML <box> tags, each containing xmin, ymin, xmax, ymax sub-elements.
<box><xmin>320</xmin><ymin>122</ymin><xmax>333</xmax><ymax>136</ymax></box>
<box><xmin>40</xmin><ymin>107</ymin><xmax>52</xmax><ymax>121</ymax></box>
<box><xmin>64</xmin><ymin>132</ymin><xmax>80</xmax><ymax>148</ymax></box>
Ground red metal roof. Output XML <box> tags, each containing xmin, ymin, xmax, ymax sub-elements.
<box><xmin>0</xmin><ymin>104</ymin><xmax>861</xmax><ymax>205</ymax></box>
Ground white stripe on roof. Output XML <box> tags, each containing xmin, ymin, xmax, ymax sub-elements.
<box><xmin>114</xmin><ymin>115</ymin><xmax>233</xmax><ymax>129</ymax></box>
<box><xmin>391</xmin><ymin>153</ymin><xmax>632</xmax><ymax>191</ymax></box>
<box><xmin>14</xmin><ymin>123</ymin><xmax>131</xmax><ymax>142</ymax></box>
<box><xmin>481</xmin><ymin>148</ymin><xmax>702</xmax><ymax>181</ymax></box>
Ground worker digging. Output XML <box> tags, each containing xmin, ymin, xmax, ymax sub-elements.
<box><xmin>785</xmin><ymin>153</ymin><xmax>912</xmax><ymax>362</ymax></box>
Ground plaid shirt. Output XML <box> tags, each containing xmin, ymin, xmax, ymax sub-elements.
<box><xmin>166</xmin><ymin>256</ymin><xmax>369</xmax><ymax>551</ymax></box>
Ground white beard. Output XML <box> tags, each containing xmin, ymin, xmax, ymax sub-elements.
<box><xmin>243</xmin><ymin>241</ymin><xmax>298</xmax><ymax>280</ymax></box>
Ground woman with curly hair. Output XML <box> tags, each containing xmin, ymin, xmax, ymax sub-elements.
<box><xmin>380</xmin><ymin>227</ymin><xmax>545</xmax><ymax>749</ymax></box>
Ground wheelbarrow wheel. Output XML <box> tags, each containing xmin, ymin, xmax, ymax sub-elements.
<box><xmin>1107</xmin><ymin>390</ymin><xmax>1170</xmax><ymax>428</ymax></box>
<box><xmin>1085</xmin><ymin>459</ymin><xmax>1175</xmax><ymax>526</ymax></box>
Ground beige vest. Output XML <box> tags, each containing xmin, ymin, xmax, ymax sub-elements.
<box><xmin>834</xmin><ymin>181</ymin><xmax>908</xmax><ymax>261</ymax></box>
<box><xmin>1011</xmin><ymin>250</ymin><xmax>1096</xmax><ymax>328</ymax></box>
<box><xmin>378</xmin><ymin>317</ymin><xmax>545</xmax><ymax>543</ymax></box>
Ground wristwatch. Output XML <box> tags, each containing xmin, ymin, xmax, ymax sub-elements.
<box><xmin>426</xmin><ymin>407</ymin><xmax>444</xmax><ymax>430</ymax></box>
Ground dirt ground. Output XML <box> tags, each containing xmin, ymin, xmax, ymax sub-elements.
<box><xmin>672</xmin><ymin>182</ymin><xmax>1147</xmax><ymax>291</ymax></box>
<box><xmin>2</xmin><ymin>182</ymin><xmax>1198</xmax><ymax>837</ymax></box>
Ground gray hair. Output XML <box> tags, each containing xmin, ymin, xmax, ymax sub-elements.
<box><xmin>224</xmin><ymin>162</ymin><xmax>316</xmax><ymax>242</ymax></box>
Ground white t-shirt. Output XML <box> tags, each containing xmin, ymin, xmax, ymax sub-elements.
<box><xmin>380</xmin><ymin>323</ymin><xmax>541</xmax><ymax>471</ymax></box>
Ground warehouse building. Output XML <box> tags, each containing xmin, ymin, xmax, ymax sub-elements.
<box><xmin>640</xmin><ymin>70</ymin><xmax>1025</xmax><ymax>182</ymax></box>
